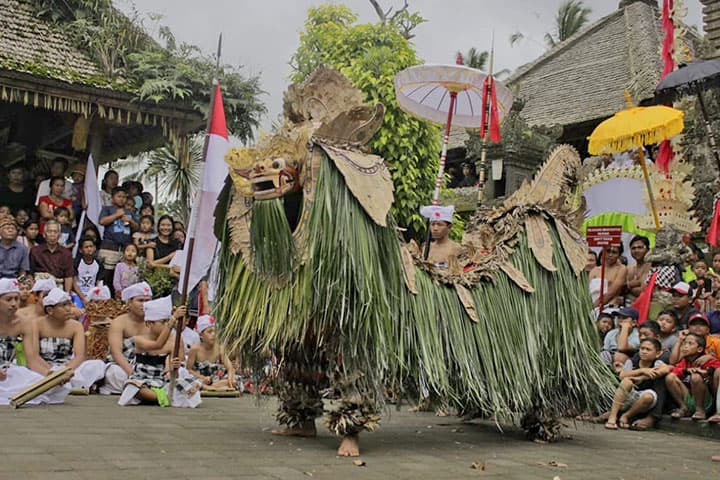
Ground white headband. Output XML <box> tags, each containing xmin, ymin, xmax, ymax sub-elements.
<box><xmin>143</xmin><ymin>295</ymin><xmax>173</xmax><ymax>322</ymax></box>
<box><xmin>420</xmin><ymin>205</ymin><xmax>454</xmax><ymax>223</ymax></box>
<box><xmin>43</xmin><ymin>288</ymin><xmax>72</xmax><ymax>307</ymax></box>
<box><xmin>196</xmin><ymin>315</ymin><xmax>215</xmax><ymax>333</ymax></box>
<box><xmin>121</xmin><ymin>282</ymin><xmax>153</xmax><ymax>302</ymax></box>
<box><xmin>0</xmin><ymin>278</ymin><xmax>20</xmax><ymax>296</ymax></box>
<box><xmin>31</xmin><ymin>278</ymin><xmax>56</xmax><ymax>293</ymax></box>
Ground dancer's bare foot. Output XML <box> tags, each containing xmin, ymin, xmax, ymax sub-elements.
<box><xmin>272</xmin><ymin>421</ymin><xmax>317</xmax><ymax>437</ymax></box>
<box><xmin>337</xmin><ymin>434</ymin><xmax>360</xmax><ymax>457</ymax></box>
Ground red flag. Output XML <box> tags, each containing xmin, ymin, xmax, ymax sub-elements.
<box><xmin>632</xmin><ymin>271</ymin><xmax>658</xmax><ymax>325</ymax></box>
<box><xmin>656</xmin><ymin>140</ymin><xmax>673</xmax><ymax>174</ymax></box>
<box><xmin>480</xmin><ymin>76</ymin><xmax>501</xmax><ymax>143</ymax></box>
<box><xmin>707</xmin><ymin>198</ymin><xmax>720</xmax><ymax>248</ymax></box>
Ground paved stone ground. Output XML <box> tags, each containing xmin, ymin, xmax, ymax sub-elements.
<box><xmin>1</xmin><ymin>395</ymin><xmax>720</xmax><ymax>480</ymax></box>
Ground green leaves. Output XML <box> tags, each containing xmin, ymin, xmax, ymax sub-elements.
<box><xmin>290</xmin><ymin>5</ymin><xmax>441</xmax><ymax>239</ymax></box>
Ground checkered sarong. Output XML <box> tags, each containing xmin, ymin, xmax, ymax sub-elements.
<box><xmin>129</xmin><ymin>353</ymin><xmax>167</xmax><ymax>388</ymax></box>
<box><xmin>194</xmin><ymin>360</ymin><xmax>227</xmax><ymax>383</ymax></box>
<box><xmin>0</xmin><ymin>336</ymin><xmax>16</xmax><ymax>368</ymax></box>
<box><xmin>39</xmin><ymin>337</ymin><xmax>73</xmax><ymax>365</ymax></box>
<box><xmin>107</xmin><ymin>337</ymin><xmax>136</xmax><ymax>365</ymax></box>
<box><xmin>175</xmin><ymin>374</ymin><xmax>202</xmax><ymax>395</ymax></box>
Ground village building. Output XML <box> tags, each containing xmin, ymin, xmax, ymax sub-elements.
<box><xmin>0</xmin><ymin>0</ymin><xmax>203</xmax><ymax>178</ymax></box>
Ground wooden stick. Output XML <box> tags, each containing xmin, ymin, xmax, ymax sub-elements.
<box><xmin>200</xmin><ymin>389</ymin><xmax>240</xmax><ymax>398</ymax></box>
<box><xmin>9</xmin><ymin>367</ymin><xmax>73</xmax><ymax>408</ymax></box>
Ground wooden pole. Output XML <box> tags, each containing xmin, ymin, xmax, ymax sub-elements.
<box><xmin>599</xmin><ymin>249</ymin><xmax>607</xmax><ymax>315</ymax></box>
<box><xmin>637</xmin><ymin>147</ymin><xmax>661</xmax><ymax>231</ymax></box>
<box><xmin>168</xmin><ymin>33</ymin><xmax>223</xmax><ymax>403</ymax></box>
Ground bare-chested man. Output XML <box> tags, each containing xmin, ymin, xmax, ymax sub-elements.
<box><xmin>420</xmin><ymin>205</ymin><xmax>462</xmax><ymax>268</ymax></box>
<box><xmin>589</xmin><ymin>245</ymin><xmax>628</xmax><ymax>307</ymax></box>
<box><xmin>0</xmin><ymin>278</ymin><xmax>69</xmax><ymax>404</ymax></box>
<box><xmin>99</xmin><ymin>281</ymin><xmax>153</xmax><ymax>395</ymax></box>
<box><xmin>626</xmin><ymin>235</ymin><xmax>651</xmax><ymax>305</ymax></box>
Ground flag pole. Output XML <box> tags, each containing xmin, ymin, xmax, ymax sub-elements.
<box><xmin>169</xmin><ymin>33</ymin><xmax>223</xmax><ymax>402</ymax></box>
<box><xmin>477</xmin><ymin>32</ymin><xmax>495</xmax><ymax>206</ymax></box>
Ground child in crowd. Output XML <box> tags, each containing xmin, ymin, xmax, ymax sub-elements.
<box><xmin>665</xmin><ymin>333</ymin><xmax>720</xmax><ymax>420</ymax></box>
<box><xmin>0</xmin><ymin>206</ymin><xmax>9</xmax><ymax>216</ymax></box>
<box><xmin>139</xmin><ymin>204</ymin><xmax>154</xmax><ymax>218</ymax></box>
<box><xmin>704</xmin><ymin>289</ymin><xmax>720</xmax><ymax>334</ymax></box>
<box><xmin>54</xmin><ymin>207</ymin><xmax>74</xmax><ymax>250</ymax></box>
<box><xmin>14</xmin><ymin>209</ymin><xmax>29</xmax><ymax>229</ymax></box>
<box><xmin>73</xmin><ymin>237</ymin><xmax>104</xmax><ymax>306</ymax></box>
<box><xmin>670</xmin><ymin>313</ymin><xmax>720</xmax><ymax>363</ymax></box>
<box><xmin>605</xmin><ymin>338</ymin><xmax>667</xmax><ymax>430</ymax></box>
<box><xmin>690</xmin><ymin>260</ymin><xmax>713</xmax><ymax>308</ymax></box>
<box><xmin>595</xmin><ymin>313</ymin><xmax>613</xmax><ymax>348</ymax></box>
<box><xmin>655</xmin><ymin>310</ymin><xmax>679</xmax><ymax>353</ymax></box>
<box><xmin>132</xmin><ymin>215</ymin><xmax>157</xmax><ymax>257</ymax></box>
<box><xmin>118</xmin><ymin>297</ymin><xmax>201</xmax><ymax>407</ymax></box>
<box><xmin>600</xmin><ymin>307</ymin><xmax>640</xmax><ymax>371</ymax></box>
<box><xmin>113</xmin><ymin>243</ymin><xmax>140</xmax><ymax>298</ymax></box>
<box><xmin>187</xmin><ymin>316</ymin><xmax>236</xmax><ymax>392</ymax></box>
<box><xmin>18</xmin><ymin>219</ymin><xmax>41</xmax><ymax>249</ymax></box>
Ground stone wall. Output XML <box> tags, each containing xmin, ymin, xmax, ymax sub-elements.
<box><xmin>701</xmin><ymin>0</ymin><xmax>720</xmax><ymax>59</ymax></box>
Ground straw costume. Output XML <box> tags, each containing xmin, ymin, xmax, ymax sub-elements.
<box><xmin>215</xmin><ymin>67</ymin><xmax>614</xmax><ymax>444</ymax></box>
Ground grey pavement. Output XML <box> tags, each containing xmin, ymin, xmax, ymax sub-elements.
<box><xmin>1</xmin><ymin>395</ymin><xmax>719</xmax><ymax>480</ymax></box>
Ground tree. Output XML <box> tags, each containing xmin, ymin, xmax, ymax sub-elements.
<box><xmin>545</xmin><ymin>0</ymin><xmax>592</xmax><ymax>48</ymax></box>
<box><xmin>509</xmin><ymin>0</ymin><xmax>591</xmax><ymax>50</ymax></box>
<box><xmin>291</xmin><ymin>5</ymin><xmax>441</xmax><ymax>236</ymax></box>
<box><xmin>457</xmin><ymin>47</ymin><xmax>488</xmax><ymax>70</ymax></box>
<box><xmin>367</xmin><ymin>0</ymin><xmax>426</xmax><ymax>39</ymax></box>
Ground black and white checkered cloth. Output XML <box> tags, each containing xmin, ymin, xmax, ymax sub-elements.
<box><xmin>175</xmin><ymin>374</ymin><xmax>202</xmax><ymax>395</ymax></box>
<box><xmin>129</xmin><ymin>353</ymin><xmax>167</xmax><ymax>388</ymax></box>
<box><xmin>39</xmin><ymin>337</ymin><xmax>73</xmax><ymax>364</ymax></box>
<box><xmin>194</xmin><ymin>360</ymin><xmax>227</xmax><ymax>383</ymax></box>
<box><xmin>651</xmin><ymin>265</ymin><xmax>682</xmax><ymax>291</ymax></box>
<box><xmin>107</xmin><ymin>337</ymin><xmax>136</xmax><ymax>365</ymax></box>
<box><xmin>0</xmin><ymin>336</ymin><xmax>16</xmax><ymax>368</ymax></box>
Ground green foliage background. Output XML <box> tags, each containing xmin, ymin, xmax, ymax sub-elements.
<box><xmin>290</xmin><ymin>5</ymin><xmax>441</xmax><ymax>236</ymax></box>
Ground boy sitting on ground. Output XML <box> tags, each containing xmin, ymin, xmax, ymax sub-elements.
<box><xmin>665</xmin><ymin>333</ymin><xmax>720</xmax><ymax>421</ymax></box>
<box><xmin>605</xmin><ymin>338</ymin><xmax>667</xmax><ymax>430</ymax></box>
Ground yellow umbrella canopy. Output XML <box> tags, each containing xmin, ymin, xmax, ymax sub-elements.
<box><xmin>588</xmin><ymin>104</ymin><xmax>684</xmax><ymax>155</ymax></box>
<box><xmin>587</xmin><ymin>101</ymin><xmax>684</xmax><ymax>231</ymax></box>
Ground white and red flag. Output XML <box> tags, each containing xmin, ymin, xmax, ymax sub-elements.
<box><xmin>179</xmin><ymin>83</ymin><xmax>229</xmax><ymax>294</ymax></box>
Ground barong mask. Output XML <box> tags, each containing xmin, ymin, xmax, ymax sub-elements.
<box><xmin>225</xmin><ymin>67</ymin><xmax>385</xmax><ymax>202</ymax></box>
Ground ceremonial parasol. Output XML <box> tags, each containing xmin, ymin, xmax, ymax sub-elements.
<box><xmin>394</xmin><ymin>55</ymin><xmax>513</xmax><ymax>257</ymax></box>
<box><xmin>588</xmin><ymin>94</ymin><xmax>684</xmax><ymax>231</ymax></box>
<box><xmin>655</xmin><ymin>59</ymin><xmax>720</xmax><ymax>169</ymax></box>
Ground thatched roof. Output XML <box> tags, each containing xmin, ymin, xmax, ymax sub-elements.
<box><xmin>0</xmin><ymin>0</ymin><xmax>202</xmax><ymax>153</ymax></box>
<box><xmin>508</xmin><ymin>1</ymin><xmax>663</xmax><ymax>128</ymax></box>
<box><xmin>0</xmin><ymin>0</ymin><xmax>122</xmax><ymax>89</ymax></box>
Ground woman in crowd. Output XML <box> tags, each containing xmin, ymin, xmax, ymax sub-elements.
<box><xmin>37</xmin><ymin>177</ymin><xmax>73</xmax><ymax>234</ymax></box>
<box><xmin>146</xmin><ymin>215</ymin><xmax>180</xmax><ymax>268</ymax></box>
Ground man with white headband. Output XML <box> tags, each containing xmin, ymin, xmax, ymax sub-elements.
<box><xmin>419</xmin><ymin>205</ymin><xmax>462</xmax><ymax>268</ymax></box>
<box><xmin>100</xmin><ymin>281</ymin><xmax>153</xmax><ymax>395</ymax></box>
<box><xmin>17</xmin><ymin>277</ymin><xmax>56</xmax><ymax>320</ymax></box>
<box><xmin>34</xmin><ymin>288</ymin><xmax>105</xmax><ymax>391</ymax></box>
<box><xmin>0</xmin><ymin>278</ymin><xmax>69</xmax><ymax>405</ymax></box>
<box><xmin>118</xmin><ymin>296</ymin><xmax>201</xmax><ymax>408</ymax></box>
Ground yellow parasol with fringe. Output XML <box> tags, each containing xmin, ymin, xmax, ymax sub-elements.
<box><xmin>588</xmin><ymin>93</ymin><xmax>684</xmax><ymax>230</ymax></box>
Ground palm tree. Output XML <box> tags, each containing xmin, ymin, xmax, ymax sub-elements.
<box><xmin>545</xmin><ymin>0</ymin><xmax>592</xmax><ymax>48</ymax></box>
<box><xmin>457</xmin><ymin>47</ymin><xmax>488</xmax><ymax>70</ymax></box>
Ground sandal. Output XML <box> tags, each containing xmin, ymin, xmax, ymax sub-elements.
<box><xmin>604</xmin><ymin>421</ymin><xmax>618</xmax><ymax>430</ymax></box>
<box><xmin>691</xmin><ymin>412</ymin><xmax>707</xmax><ymax>421</ymax></box>
<box><xmin>707</xmin><ymin>414</ymin><xmax>720</xmax><ymax>424</ymax></box>
<box><xmin>671</xmin><ymin>408</ymin><xmax>688</xmax><ymax>419</ymax></box>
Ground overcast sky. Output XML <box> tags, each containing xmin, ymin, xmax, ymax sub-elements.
<box><xmin>118</xmin><ymin>0</ymin><xmax>703</xmax><ymax>134</ymax></box>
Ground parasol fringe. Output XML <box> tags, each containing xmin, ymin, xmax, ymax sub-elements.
<box><xmin>588</xmin><ymin>117</ymin><xmax>684</xmax><ymax>155</ymax></box>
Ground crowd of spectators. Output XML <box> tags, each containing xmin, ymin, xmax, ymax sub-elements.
<box><xmin>586</xmin><ymin>235</ymin><xmax>720</xmax><ymax>430</ymax></box>
<box><xmin>0</xmin><ymin>158</ymin><xmax>188</xmax><ymax>304</ymax></box>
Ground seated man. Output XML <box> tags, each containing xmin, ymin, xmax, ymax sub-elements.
<box><xmin>419</xmin><ymin>205</ymin><xmax>461</xmax><ymax>268</ymax></box>
<box><xmin>29</xmin><ymin>221</ymin><xmax>74</xmax><ymax>293</ymax></box>
<box><xmin>0</xmin><ymin>278</ymin><xmax>69</xmax><ymax>405</ymax></box>
<box><xmin>0</xmin><ymin>215</ymin><xmax>29</xmax><ymax>279</ymax></box>
<box><xmin>99</xmin><ymin>282</ymin><xmax>153</xmax><ymax>395</ymax></box>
